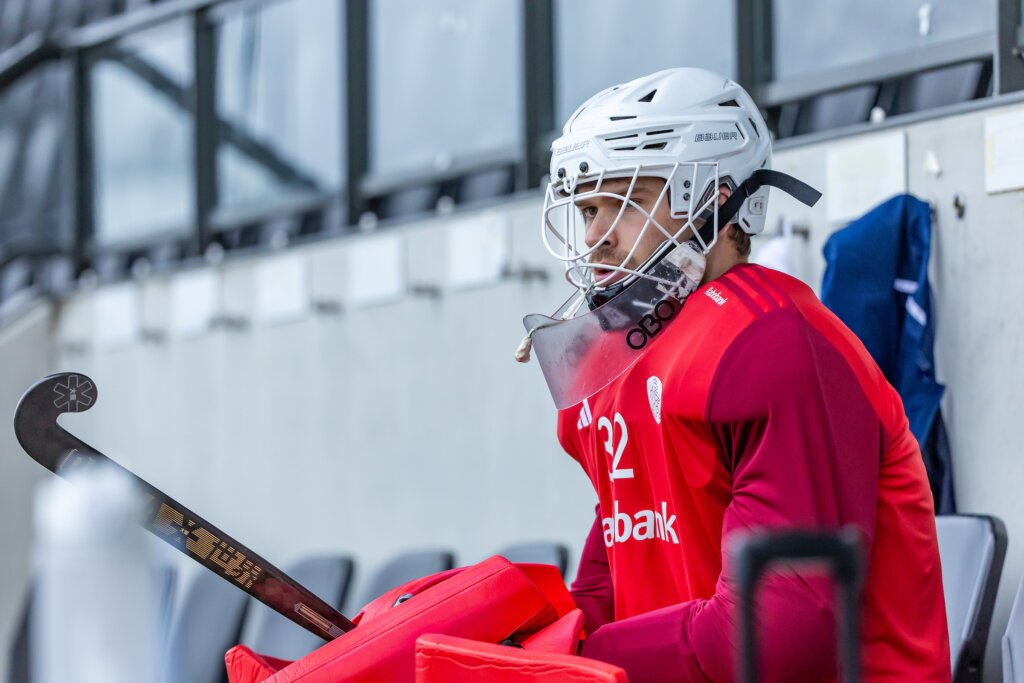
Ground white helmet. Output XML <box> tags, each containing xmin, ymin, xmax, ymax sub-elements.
<box><xmin>542</xmin><ymin>67</ymin><xmax>773</xmax><ymax>304</ymax></box>
<box><xmin>518</xmin><ymin>68</ymin><xmax>820</xmax><ymax>406</ymax></box>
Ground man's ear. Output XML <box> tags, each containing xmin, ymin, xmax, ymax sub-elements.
<box><xmin>717</xmin><ymin>184</ymin><xmax>732</xmax><ymax>207</ymax></box>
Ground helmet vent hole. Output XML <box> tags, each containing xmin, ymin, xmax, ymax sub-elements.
<box><xmin>642</xmin><ymin>142</ymin><xmax>667</xmax><ymax>150</ymax></box>
<box><xmin>748</xmin><ymin>118</ymin><xmax>761</xmax><ymax>138</ymax></box>
<box><xmin>718</xmin><ymin>99</ymin><xmax>740</xmax><ymax>107</ymax></box>
<box><xmin>645</xmin><ymin>129</ymin><xmax>673</xmax><ymax>136</ymax></box>
<box><xmin>609</xmin><ymin>115</ymin><xmax>637</xmax><ymax>121</ymax></box>
<box><xmin>605</xmin><ymin>133</ymin><xmax>638</xmax><ymax>142</ymax></box>
<box><xmin>638</xmin><ymin>89</ymin><xmax>657</xmax><ymax>103</ymax></box>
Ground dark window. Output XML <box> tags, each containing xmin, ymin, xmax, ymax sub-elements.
<box><xmin>214</xmin><ymin>0</ymin><xmax>345</xmax><ymax>219</ymax></box>
<box><xmin>368</xmin><ymin>0</ymin><xmax>523</xmax><ymax>179</ymax></box>
<box><xmin>90</xmin><ymin>20</ymin><xmax>195</xmax><ymax>248</ymax></box>
<box><xmin>554</xmin><ymin>0</ymin><xmax>737</xmax><ymax>126</ymax></box>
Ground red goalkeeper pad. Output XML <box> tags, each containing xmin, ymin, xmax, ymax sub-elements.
<box><xmin>225</xmin><ymin>556</ymin><xmax>579</xmax><ymax>683</ymax></box>
<box><xmin>225</xmin><ymin>648</ymin><xmax>293</xmax><ymax>682</ymax></box>
<box><xmin>415</xmin><ymin>633</ymin><xmax>628</xmax><ymax>682</ymax></box>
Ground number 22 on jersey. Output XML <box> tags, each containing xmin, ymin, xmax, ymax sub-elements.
<box><xmin>597</xmin><ymin>412</ymin><xmax>633</xmax><ymax>481</ymax></box>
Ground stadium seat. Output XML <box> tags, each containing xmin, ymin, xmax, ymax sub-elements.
<box><xmin>936</xmin><ymin>514</ymin><xmax>1007</xmax><ymax>682</ymax></box>
<box><xmin>0</xmin><ymin>258</ymin><xmax>32</xmax><ymax>301</ymax></box>
<box><xmin>164</xmin><ymin>570</ymin><xmax>250</xmax><ymax>683</ymax></box>
<box><xmin>376</xmin><ymin>184</ymin><xmax>440</xmax><ymax>220</ymax></box>
<box><xmin>790</xmin><ymin>85</ymin><xmax>878</xmax><ymax>137</ymax></box>
<box><xmin>355</xmin><ymin>549</ymin><xmax>455</xmax><ymax>611</ymax></box>
<box><xmin>241</xmin><ymin>555</ymin><xmax>355</xmax><ymax>662</ymax></box>
<box><xmin>458</xmin><ymin>167</ymin><xmax>514</xmax><ymax>205</ymax></box>
<box><xmin>1002</xmin><ymin>576</ymin><xmax>1024</xmax><ymax>683</ymax></box>
<box><xmin>496</xmin><ymin>542</ymin><xmax>570</xmax><ymax>578</ymax></box>
<box><xmin>7</xmin><ymin>585</ymin><xmax>31</xmax><ymax>683</ymax></box>
<box><xmin>893</xmin><ymin>61</ymin><xmax>990</xmax><ymax>116</ymax></box>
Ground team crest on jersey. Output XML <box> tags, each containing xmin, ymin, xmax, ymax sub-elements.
<box><xmin>647</xmin><ymin>376</ymin><xmax>663</xmax><ymax>424</ymax></box>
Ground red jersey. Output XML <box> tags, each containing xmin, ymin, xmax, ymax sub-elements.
<box><xmin>557</xmin><ymin>263</ymin><xmax>950</xmax><ymax>682</ymax></box>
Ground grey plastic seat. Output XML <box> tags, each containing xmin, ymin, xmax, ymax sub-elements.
<box><xmin>459</xmin><ymin>167</ymin><xmax>514</xmax><ymax>204</ymax></box>
<box><xmin>164</xmin><ymin>570</ymin><xmax>250</xmax><ymax>683</ymax></box>
<box><xmin>241</xmin><ymin>555</ymin><xmax>355</xmax><ymax>661</ymax></box>
<box><xmin>497</xmin><ymin>542</ymin><xmax>570</xmax><ymax>578</ymax></box>
<box><xmin>1003</xmin><ymin>576</ymin><xmax>1024</xmax><ymax>683</ymax></box>
<box><xmin>791</xmin><ymin>85</ymin><xmax>877</xmax><ymax>137</ymax></box>
<box><xmin>894</xmin><ymin>61</ymin><xmax>989</xmax><ymax>115</ymax></box>
<box><xmin>935</xmin><ymin>514</ymin><xmax>1007</xmax><ymax>683</ymax></box>
<box><xmin>377</xmin><ymin>184</ymin><xmax>439</xmax><ymax>220</ymax></box>
<box><xmin>7</xmin><ymin>587</ymin><xmax>32</xmax><ymax>683</ymax></box>
<box><xmin>356</xmin><ymin>549</ymin><xmax>455</xmax><ymax>611</ymax></box>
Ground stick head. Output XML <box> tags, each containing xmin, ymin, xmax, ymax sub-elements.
<box><xmin>14</xmin><ymin>372</ymin><xmax>98</xmax><ymax>472</ymax></box>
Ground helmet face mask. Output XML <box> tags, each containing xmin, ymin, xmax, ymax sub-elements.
<box><xmin>520</xmin><ymin>68</ymin><xmax>824</xmax><ymax>409</ymax></box>
<box><xmin>542</xmin><ymin>161</ymin><xmax>722</xmax><ymax>301</ymax></box>
<box><xmin>540</xmin><ymin>68</ymin><xmax>773</xmax><ymax>315</ymax></box>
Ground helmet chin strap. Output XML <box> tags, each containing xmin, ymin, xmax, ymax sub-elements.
<box><xmin>585</xmin><ymin>274</ymin><xmax>636</xmax><ymax>311</ymax></box>
<box><xmin>584</xmin><ymin>242</ymin><xmax>693</xmax><ymax>310</ymax></box>
<box><xmin>586</xmin><ymin>170</ymin><xmax>821</xmax><ymax>312</ymax></box>
<box><xmin>696</xmin><ymin>169</ymin><xmax>822</xmax><ymax>247</ymax></box>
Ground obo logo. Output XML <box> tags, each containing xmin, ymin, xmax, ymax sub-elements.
<box><xmin>625</xmin><ymin>300</ymin><xmax>677</xmax><ymax>350</ymax></box>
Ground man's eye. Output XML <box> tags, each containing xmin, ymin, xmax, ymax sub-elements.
<box><xmin>581</xmin><ymin>206</ymin><xmax>599</xmax><ymax>220</ymax></box>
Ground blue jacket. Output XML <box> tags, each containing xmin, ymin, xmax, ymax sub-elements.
<box><xmin>821</xmin><ymin>194</ymin><xmax>955</xmax><ymax>513</ymax></box>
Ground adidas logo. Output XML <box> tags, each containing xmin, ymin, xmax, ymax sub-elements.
<box><xmin>577</xmin><ymin>399</ymin><xmax>593</xmax><ymax>429</ymax></box>
<box><xmin>705</xmin><ymin>286</ymin><xmax>728</xmax><ymax>306</ymax></box>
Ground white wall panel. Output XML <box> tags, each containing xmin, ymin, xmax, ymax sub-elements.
<box><xmin>0</xmin><ymin>303</ymin><xmax>55</xmax><ymax>673</ymax></box>
<box><xmin>49</xmin><ymin>197</ymin><xmax>594</xmax><ymax>618</ymax></box>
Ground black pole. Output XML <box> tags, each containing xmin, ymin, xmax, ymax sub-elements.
<box><xmin>193</xmin><ymin>6</ymin><xmax>218</xmax><ymax>254</ymax></box>
<box><xmin>521</xmin><ymin>0</ymin><xmax>554</xmax><ymax>192</ymax></box>
<box><xmin>70</xmin><ymin>51</ymin><xmax>94</xmax><ymax>273</ymax></box>
<box><xmin>735</xmin><ymin>529</ymin><xmax>863</xmax><ymax>683</ymax></box>
<box><xmin>735</xmin><ymin>0</ymin><xmax>774</xmax><ymax>95</ymax></box>
<box><xmin>995</xmin><ymin>0</ymin><xmax>1024</xmax><ymax>94</ymax></box>
<box><xmin>344</xmin><ymin>0</ymin><xmax>370</xmax><ymax>224</ymax></box>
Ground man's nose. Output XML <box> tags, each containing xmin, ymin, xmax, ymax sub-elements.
<box><xmin>584</xmin><ymin>210</ymin><xmax>616</xmax><ymax>249</ymax></box>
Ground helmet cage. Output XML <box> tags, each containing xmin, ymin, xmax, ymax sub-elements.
<box><xmin>541</xmin><ymin>161</ymin><xmax>721</xmax><ymax>300</ymax></box>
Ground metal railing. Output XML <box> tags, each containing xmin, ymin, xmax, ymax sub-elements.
<box><xmin>0</xmin><ymin>0</ymin><xmax>1020</xmax><ymax>300</ymax></box>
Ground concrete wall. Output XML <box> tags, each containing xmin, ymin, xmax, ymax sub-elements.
<box><xmin>2</xmin><ymin>97</ymin><xmax>1023</xmax><ymax>680</ymax></box>
<box><xmin>47</xmin><ymin>197</ymin><xmax>599</xmax><ymax>612</ymax></box>
<box><xmin>0</xmin><ymin>303</ymin><xmax>55</xmax><ymax>676</ymax></box>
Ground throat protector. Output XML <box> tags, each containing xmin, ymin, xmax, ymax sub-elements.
<box><xmin>523</xmin><ymin>241</ymin><xmax>705</xmax><ymax>410</ymax></box>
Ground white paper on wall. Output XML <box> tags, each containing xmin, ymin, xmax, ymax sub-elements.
<box><xmin>170</xmin><ymin>268</ymin><xmax>218</xmax><ymax>338</ymax></box>
<box><xmin>57</xmin><ymin>294</ymin><xmax>93</xmax><ymax>347</ymax></box>
<box><xmin>446</xmin><ymin>212</ymin><xmax>510</xmax><ymax>290</ymax></box>
<box><xmin>92</xmin><ymin>282</ymin><xmax>140</xmax><ymax>348</ymax></box>
<box><xmin>825</xmin><ymin>130</ymin><xmax>907</xmax><ymax>224</ymax></box>
<box><xmin>984</xmin><ymin>108</ymin><xmax>1024</xmax><ymax>194</ymax></box>
<box><xmin>346</xmin><ymin>233</ymin><xmax>406</xmax><ymax>307</ymax></box>
<box><xmin>255</xmin><ymin>252</ymin><xmax>310</xmax><ymax>324</ymax></box>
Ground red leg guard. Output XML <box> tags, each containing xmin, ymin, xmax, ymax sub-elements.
<box><xmin>415</xmin><ymin>634</ymin><xmax>628</xmax><ymax>682</ymax></box>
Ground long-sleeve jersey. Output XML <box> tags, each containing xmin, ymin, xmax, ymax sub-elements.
<box><xmin>556</xmin><ymin>263</ymin><xmax>950</xmax><ymax>682</ymax></box>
